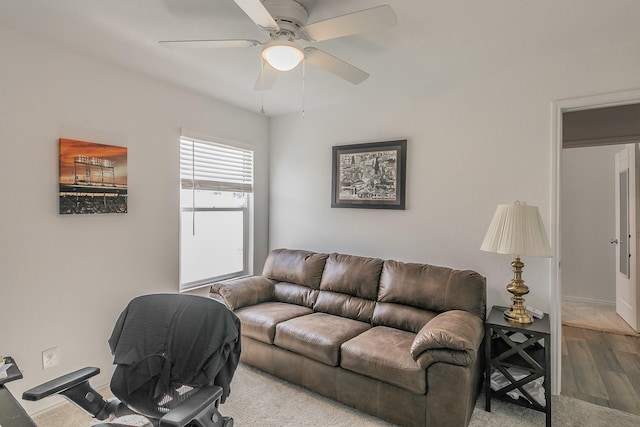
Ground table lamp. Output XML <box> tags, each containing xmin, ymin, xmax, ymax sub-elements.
<box><xmin>480</xmin><ymin>201</ymin><xmax>552</xmax><ymax>323</ymax></box>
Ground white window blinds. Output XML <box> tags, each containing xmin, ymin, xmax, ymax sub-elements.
<box><xmin>180</xmin><ymin>136</ymin><xmax>254</xmax><ymax>193</ymax></box>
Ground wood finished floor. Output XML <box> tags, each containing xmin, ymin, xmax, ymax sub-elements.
<box><xmin>562</xmin><ymin>324</ymin><xmax>640</xmax><ymax>416</ymax></box>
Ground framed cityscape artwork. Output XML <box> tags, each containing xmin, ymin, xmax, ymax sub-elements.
<box><xmin>58</xmin><ymin>138</ymin><xmax>128</xmax><ymax>214</ymax></box>
<box><xmin>331</xmin><ymin>139</ymin><xmax>407</xmax><ymax>210</ymax></box>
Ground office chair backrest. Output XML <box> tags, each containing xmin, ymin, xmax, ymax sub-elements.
<box><xmin>107</xmin><ymin>294</ymin><xmax>241</xmax><ymax>421</ymax></box>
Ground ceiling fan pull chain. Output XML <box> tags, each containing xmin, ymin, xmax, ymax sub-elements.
<box><xmin>301</xmin><ymin>58</ymin><xmax>306</xmax><ymax>118</ymax></box>
<box><xmin>260</xmin><ymin>57</ymin><xmax>266</xmax><ymax>115</ymax></box>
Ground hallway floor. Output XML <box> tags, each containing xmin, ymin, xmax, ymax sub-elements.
<box><xmin>562</xmin><ymin>325</ymin><xmax>640</xmax><ymax>415</ymax></box>
<box><xmin>562</xmin><ymin>298</ymin><xmax>640</xmax><ymax>416</ymax></box>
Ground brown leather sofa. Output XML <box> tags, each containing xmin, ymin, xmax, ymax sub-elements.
<box><xmin>209</xmin><ymin>249</ymin><xmax>486</xmax><ymax>427</ymax></box>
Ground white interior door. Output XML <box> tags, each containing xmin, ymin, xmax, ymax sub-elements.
<box><xmin>614</xmin><ymin>144</ymin><xmax>640</xmax><ymax>332</ymax></box>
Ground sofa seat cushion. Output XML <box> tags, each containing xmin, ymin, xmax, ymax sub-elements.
<box><xmin>340</xmin><ymin>326</ymin><xmax>426</xmax><ymax>394</ymax></box>
<box><xmin>274</xmin><ymin>312</ymin><xmax>372</xmax><ymax>366</ymax></box>
<box><xmin>235</xmin><ymin>302</ymin><xmax>313</xmax><ymax>344</ymax></box>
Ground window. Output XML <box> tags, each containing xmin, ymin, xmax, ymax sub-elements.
<box><xmin>179</xmin><ymin>135</ymin><xmax>253</xmax><ymax>291</ymax></box>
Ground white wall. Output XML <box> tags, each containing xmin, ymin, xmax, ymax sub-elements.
<box><xmin>561</xmin><ymin>145</ymin><xmax>620</xmax><ymax>303</ymax></box>
<box><xmin>269</xmin><ymin>38</ymin><xmax>640</xmax><ymax>320</ymax></box>
<box><xmin>0</xmin><ymin>26</ymin><xmax>269</xmax><ymax>414</ymax></box>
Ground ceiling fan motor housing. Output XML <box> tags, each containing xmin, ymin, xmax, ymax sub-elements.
<box><xmin>263</xmin><ymin>0</ymin><xmax>309</xmax><ymax>39</ymax></box>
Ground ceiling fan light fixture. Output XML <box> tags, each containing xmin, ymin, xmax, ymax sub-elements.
<box><xmin>261</xmin><ymin>40</ymin><xmax>304</xmax><ymax>71</ymax></box>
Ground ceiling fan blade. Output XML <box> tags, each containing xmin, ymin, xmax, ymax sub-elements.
<box><xmin>304</xmin><ymin>47</ymin><xmax>369</xmax><ymax>84</ymax></box>
<box><xmin>254</xmin><ymin>62</ymin><xmax>279</xmax><ymax>90</ymax></box>
<box><xmin>159</xmin><ymin>39</ymin><xmax>261</xmax><ymax>49</ymax></box>
<box><xmin>233</xmin><ymin>0</ymin><xmax>280</xmax><ymax>31</ymax></box>
<box><xmin>302</xmin><ymin>5</ymin><xmax>397</xmax><ymax>42</ymax></box>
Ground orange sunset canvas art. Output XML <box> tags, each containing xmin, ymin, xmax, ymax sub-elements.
<box><xmin>59</xmin><ymin>138</ymin><xmax>128</xmax><ymax>214</ymax></box>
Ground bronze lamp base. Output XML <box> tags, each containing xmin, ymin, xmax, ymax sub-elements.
<box><xmin>503</xmin><ymin>257</ymin><xmax>533</xmax><ymax>324</ymax></box>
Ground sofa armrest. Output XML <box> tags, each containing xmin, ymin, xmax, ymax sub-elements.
<box><xmin>410</xmin><ymin>310</ymin><xmax>483</xmax><ymax>369</ymax></box>
<box><xmin>209</xmin><ymin>276</ymin><xmax>275</xmax><ymax>310</ymax></box>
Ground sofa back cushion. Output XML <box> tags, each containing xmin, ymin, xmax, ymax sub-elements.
<box><xmin>313</xmin><ymin>253</ymin><xmax>383</xmax><ymax>322</ymax></box>
<box><xmin>378</xmin><ymin>260</ymin><xmax>486</xmax><ymax>319</ymax></box>
<box><xmin>319</xmin><ymin>253</ymin><xmax>383</xmax><ymax>299</ymax></box>
<box><xmin>262</xmin><ymin>249</ymin><xmax>328</xmax><ymax>289</ymax></box>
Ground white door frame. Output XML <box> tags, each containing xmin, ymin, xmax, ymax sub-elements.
<box><xmin>552</xmin><ymin>88</ymin><xmax>640</xmax><ymax>393</ymax></box>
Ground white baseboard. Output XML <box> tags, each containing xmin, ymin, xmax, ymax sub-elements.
<box><xmin>561</xmin><ymin>295</ymin><xmax>615</xmax><ymax>307</ymax></box>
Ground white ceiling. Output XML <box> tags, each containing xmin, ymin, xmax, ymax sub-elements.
<box><xmin>1</xmin><ymin>0</ymin><xmax>639</xmax><ymax>116</ymax></box>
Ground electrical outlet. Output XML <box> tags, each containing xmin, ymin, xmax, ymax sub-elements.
<box><xmin>42</xmin><ymin>347</ymin><xmax>59</xmax><ymax>370</ymax></box>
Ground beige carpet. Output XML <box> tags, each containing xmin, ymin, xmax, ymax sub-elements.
<box><xmin>562</xmin><ymin>298</ymin><xmax>640</xmax><ymax>336</ymax></box>
<box><xmin>33</xmin><ymin>363</ymin><xmax>640</xmax><ymax>427</ymax></box>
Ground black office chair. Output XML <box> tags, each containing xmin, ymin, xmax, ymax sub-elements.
<box><xmin>23</xmin><ymin>294</ymin><xmax>241</xmax><ymax>427</ymax></box>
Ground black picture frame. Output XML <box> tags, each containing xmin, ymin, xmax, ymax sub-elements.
<box><xmin>331</xmin><ymin>139</ymin><xmax>407</xmax><ymax>210</ymax></box>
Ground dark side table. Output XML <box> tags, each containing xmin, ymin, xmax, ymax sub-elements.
<box><xmin>484</xmin><ymin>306</ymin><xmax>551</xmax><ymax>427</ymax></box>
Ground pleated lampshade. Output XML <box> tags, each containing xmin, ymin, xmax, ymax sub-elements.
<box><xmin>480</xmin><ymin>202</ymin><xmax>552</xmax><ymax>258</ymax></box>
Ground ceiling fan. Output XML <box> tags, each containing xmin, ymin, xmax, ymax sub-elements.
<box><xmin>160</xmin><ymin>0</ymin><xmax>397</xmax><ymax>89</ymax></box>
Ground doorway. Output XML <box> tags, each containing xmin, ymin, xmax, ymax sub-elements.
<box><xmin>560</xmin><ymin>142</ymin><xmax>640</xmax><ymax>333</ymax></box>
<box><xmin>553</xmin><ymin>91</ymin><xmax>640</xmax><ymax>410</ymax></box>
